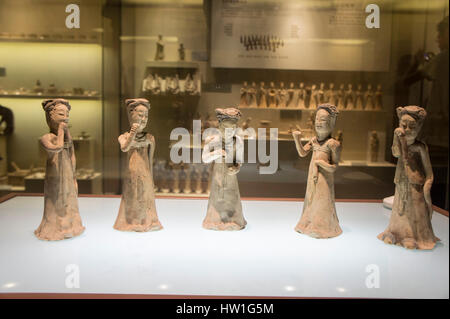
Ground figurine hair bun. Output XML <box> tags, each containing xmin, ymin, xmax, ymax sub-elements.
<box><xmin>396</xmin><ymin>105</ymin><xmax>427</xmax><ymax>122</ymax></box>
<box><xmin>42</xmin><ymin>99</ymin><xmax>71</xmax><ymax>112</ymax></box>
<box><xmin>125</xmin><ymin>98</ymin><xmax>151</xmax><ymax>110</ymax></box>
<box><xmin>215</xmin><ymin>107</ymin><xmax>242</xmax><ymax>122</ymax></box>
<box><xmin>317</xmin><ymin>103</ymin><xmax>339</xmax><ymax>117</ymax></box>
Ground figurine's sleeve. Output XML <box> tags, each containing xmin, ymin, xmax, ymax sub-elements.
<box><xmin>329</xmin><ymin>139</ymin><xmax>341</xmax><ymax>165</ymax></box>
<box><xmin>40</xmin><ymin>133</ymin><xmax>63</xmax><ymax>153</ymax></box>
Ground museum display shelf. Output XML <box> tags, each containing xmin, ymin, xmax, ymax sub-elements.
<box><xmin>0</xmin><ymin>194</ymin><xmax>447</xmax><ymax>299</ymax></box>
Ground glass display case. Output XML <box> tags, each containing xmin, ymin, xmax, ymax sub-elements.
<box><xmin>0</xmin><ymin>0</ymin><xmax>448</xmax><ymax>300</ymax></box>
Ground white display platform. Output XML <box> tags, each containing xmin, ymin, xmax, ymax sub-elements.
<box><xmin>0</xmin><ymin>196</ymin><xmax>448</xmax><ymax>299</ymax></box>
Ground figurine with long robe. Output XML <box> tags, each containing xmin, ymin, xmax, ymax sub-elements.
<box><xmin>202</xmin><ymin>107</ymin><xmax>246</xmax><ymax>231</ymax></box>
<box><xmin>114</xmin><ymin>98</ymin><xmax>163</xmax><ymax>232</ymax></box>
<box><xmin>292</xmin><ymin>104</ymin><xmax>342</xmax><ymax>238</ymax></box>
<box><xmin>35</xmin><ymin>99</ymin><xmax>84</xmax><ymax>240</ymax></box>
<box><xmin>378</xmin><ymin>106</ymin><xmax>438</xmax><ymax>249</ymax></box>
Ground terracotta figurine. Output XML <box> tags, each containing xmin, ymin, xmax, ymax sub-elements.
<box><xmin>378</xmin><ymin>106</ymin><xmax>438</xmax><ymax>250</ymax></box>
<box><xmin>114</xmin><ymin>98</ymin><xmax>163</xmax><ymax>232</ymax></box>
<box><xmin>35</xmin><ymin>99</ymin><xmax>85</xmax><ymax>240</ymax></box>
<box><xmin>202</xmin><ymin>107</ymin><xmax>246</xmax><ymax>231</ymax></box>
<box><xmin>154</xmin><ymin>34</ymin><xmax>165</xmax><ymax>61</ymax></box>
<box><xmin>292</xmin><ymin>104</ymin><xmax>342</xmax><ymax>238</ymax></box>
<box><xmin>258</xmin><ymin>82</ymin><xmax>267</xmax><ymax>108</ymax></box>
<box><xmin>369</xmin><ymin>131</ymin><xmax>379</xmax><ymax>162</ymax></box>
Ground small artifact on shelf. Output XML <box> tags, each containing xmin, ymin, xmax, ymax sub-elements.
<box><xmin>268</xmin><ymin>81</ymin><xmax>277</xmax><ymax>108</ymax></box>
<box><xmin>336</xmin><ymin>84</ymin><xmax>345</xmax><ymax>109</ymax></box>
<box><xmin>364</xmin><ymin>84</ymin><xmax>375</xmax><ymax>110</ymax></box>
<box><xmin>33</xmin><ymin>80</ymin><xmax>44</xmax><ymax>94</ymax></box>
<box><xmin>277</xmin><ymin>82</ymin><xmax>288</xmax><ymax>108</ymax></box>
<box><xmin>201</xmin><ymin>164</ymin><xmax>210</xmax><ymax>194</ymax></box>
<box><xmin>240</xmin><ymin>81</ymin><xmax>248</xmax><ymax>107</ymax></box>
<box><xmin>183</xmin><ymin>165</ymin><xmax>192</xmax><ymax>194</ymax></box>
<box><xmin>378</xmin><ymin>106</ymin><xmax>438</xmax><ymax>250</ymax></box>
<box><xmin>374</xmin><ymin>84</ymin><xmax>383</xmax><ymax>110</ymax></box>
<box><xmin>142</xmin><ymin>73</ymin><xmax>154</xmax><ymax>92</ymax></box>
<box><xmin>297</xmin><ymin>82</ymin><xmax>306</xmax><ymax>109</ymax></box>
<box><xmin>247</xmin><ymin>82</ymin><xmax>258</xmax><ymax>107</ymax></box>
<box><xmin>369</xmin><ymin>131</ymin><xmax>379</xmax><ymax>162</ymax></box>
<box><xmin>202</xmin><ymin>107</ymin><xmax>247</xmax><ymax>231</ymax></box>
<box><xmin>35</xmin><ymin>99</ymin><xmax>85</xmax><ymax>240</ymax></box>
<box><xmin>292</xmin><ymin>103</ymin><xmax>342</xmax><ymax>238</ymax></box>
<box><xmin>318</xmin><ymin>82</ymin><xmax>326</xmax><ymax>104</ymax></box>
<box><xmin>47</xmin><ymin>83</ymin><xmax>58</xmax><ymax>95</ymax></box>
<box><xmin>150</xmin><ymin>74</ymin><xmax>162</xmax><ymax>95</ymax></box>
<box><xmin>344</xmin><ymin>84</ymin><xmax>355</xmax><ymax>109</ymax></box>
<box><xmin>178</xmin><ymin>164</ymin><xmax>187</xmax><ymax>193</ymax></box>
<box><xmin>310</xmin><ymin>84</ymin><xmax>319</xmax><ymax>109</ymax></box>
<box><xmin>258</xmin><ymin>81</ymin><xmax>267</xmax><ymax>108</ymax></box>
<box><xmin>184</xmin><ymin>73</ymin><xmax>197</xmax><ymax>95</ymax></box>
<box><xmin>154</xmin><ymin>34</ymin><xmax>165</xmax><ymax>61</ymax></box>
<box><xmin>287</xmin><ymin>82</ymin><xmax>296</xmax><ymax>107</ymax></box>
<box><xmin>355</xmin><ymin>84</ymin><xmax>364</xmax><ymax>110</ymax></box>
<box><xmin>166</xmin><ymin>74</ymin><xmax>180</xmax><ymax>95</ymax></box>
<box><xmin>178</xmin><ymin>43</ymin><xmax>185</xmax><ymax>61</ymax></box>
<box><xmin>325</xmin><ymin>83</ymin><xmax>337</xmax><ymax>105</ymax></box>
<box><xmin>193</xmin><ymin>165</ymin><xmax>203</xmax><ymax>194</ymax></box>
<box><xmin>73</xmin><ymin>87</ymin><xmax>85</xmax><ymax>95</ymax></box>
<box><xmin>114</xmin><ymin>98</ymin><xmax>163</xmax><ymax>232</ymax></box>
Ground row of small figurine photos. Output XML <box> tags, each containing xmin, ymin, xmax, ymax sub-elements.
<box><xmin>239</xmin><ymin>82</ymin><xmax>383</xmax><ymax>111</ymax></box>
<box><xmin>153</xmin><ymin>161</ymin><xmax>211</xmax><ymax>195</ymax></box>
<box><xmin>142</xmin><ymin>72</ymin><xmax>200</xmax><ymax>95</ymax></box>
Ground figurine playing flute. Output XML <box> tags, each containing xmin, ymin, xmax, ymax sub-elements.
<box><xmin>378</xmin><ymin>106</ymin><xmax>439</xmax><ymax>249</ymax></box>
<box><xmin>35</xmin><ymin>99</ymin><xmax>85</xmax><ymax>240</ymax></box>
<box><xmin>114</xmin><ymin>98</ymin><xmax>163</xmax><ymax>232</ymax></box>
<box><xmin>292</xmin><ymin>103</ymin><xmax>342</xmax><ymax>238</ymax></box>
<box><xmin>202</xmin><ymin>107</ymin><xmax>247</xmax><ymax>231</ymax></box>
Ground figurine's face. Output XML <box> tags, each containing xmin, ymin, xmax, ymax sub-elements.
<box><xmin>243</xmin><ymin>81</ymin><xmax>248</xmax><ymax>86</ymax></box>
<box><xmin>299</xmin><ymin>82</ymin><xmax>304</xmax><ymax>88</ymax></box>
<box><xmin>270</xmin><ymin>82</ymin><xmax>275</xmax><ymax>87</ymax></box>
<box><xmin>220</xmin><ymin>119</ymin><xmax>237</xmax><ymax>138</ymax></box>
<box><xmin>280</xmin><ymin>82</ymin><xmax>284</xmax><ymax>88</ymax></box>
<box><xmin>260</xmin><ymin>82</ymin><xmax>265</xmax><ymax>87</ymax></box>
<box><xmin>129</xmin><ymin>105</ymin><xmax>149</xmax><ymax>132</ymax></box>
<box><xmin>348</xmin><ymin>84</ymin><xmax>352</xmax><ymax>89</ymax></box>
<box><xmin>290</xmin><ymin>83</ymin><xmax>294</xmax><ymax>88</ymax></box>
<box><xmin>330</xmin><ymin>83</ymin><xmax>334</xmax><ymax>89</ymax></box>
<box><xmin>399</xmin><ymin>114</ymin><xmax>420</xmax><ymax>142</ymax></box>
<box><xmin>315</xmin><ymin>109</ymin><xmax>333</xmax><ymax>135</ymax></box>
<box><xmin>47</xmin><ymin>104</ymin><xmax>69</xmax><ymax>131</ymax></box>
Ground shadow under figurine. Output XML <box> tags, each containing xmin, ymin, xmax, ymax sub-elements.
<box><xmin>202</xmin><ymin>107</ymin><xmax>247</xmax><ymax>231</ymax></box>
<box><xmin>292</xmin><ymin>103</ymin><xmax>342</xmax><ymax>238</ymax></box>
<box><xmin>35</xmin><ymin>99</ymin><xmax>85</xmax><ymax>240</ymax></box>
<box><xmin>114</xmin><ymin>98</ymin><xmax>163</xmax><ymax>232</ymax></box>
<box><xmin>378</xmin><ymin>106</ymin><xmax>439</xmax><ymax>250</ymax></box>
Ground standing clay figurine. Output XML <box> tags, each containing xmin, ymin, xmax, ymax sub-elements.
<box><xmin>240</xmin><ymin>81</ymin><xmax>248</xmax><ymax>107</ymax></box>
<box><xmin>297</xmin><ymin>82</ymin><xmax>306</xmax><ymax>108</ymax></box>
<box><xmin>318</xmin><ymin>82</ymin><xmax>326</xmax><ymax>104</ymax></box>
<box><xmin>247</xmin><ymin>82</ymin><xmax>258</xmax><ymax>107</ymax></box>
<box><xmin>325</xmin><ymin>83</ymin><xmax>337</xmax><ymax>105</ymax></box>
<box><xmin>287</xmin><ymin>82</ymin><xmax>296</xmax><ymax>107</ymax></box>
<box><xmin>292</xmin><ymin>104</ymin><xmax>342</xmax><ymax>238</ymax></box>
<box><xmin>142</xmin><ymin>73</ymin><xmax>154</xmax><ymax>92</ymax></box>
<box><xmin>184</xmin><ymin>73</ymin><xmax>197</xmax><ymax>95</ymax></box>
<box><xmin>369</xmin><ymin>131</ymin><xmax>379</xmax><ymax>162</ymax></box>
<box><xmin>150</xmin><ymin>74</ymin><xmax>161</xmax><ymax>95</ymax></box>
<box><xmin>344</xmin><ymin>84</ymin><xmax>355</xmax><ymax>109</ymax></box>
<box><xmin>355</xmin><ymin>84</ymin><xmax>364</xmax><ymax>110</ymax></box>
<box><xmin>310</xmin><ymin>84</ymin><xmax>319</xmax><ymax>109</ymax></box>
<box><xmin>114</xmin><ymin>98</ymin><xmax>163</xmax><ymax>232</ymax></box>
<box><xmin>337</xmin><ymin>84</ymin><xmax>345</xmax><ymax>109</ymax></box>
<box><xmin>258</xmin><ymin>82</ymin><xmax>267</xmax><ymax>108</ymax></box>
<box><xmin>374</xmin><ymin>84</ymin><xmax>383</xmax><ymax>110</ymax></box>
<box><xmin>364</xmin><ymin>84</ymin><xmax>375</xmax><ymax>110</ymax></box>
<box><xmin>178</xmin><ymin>43</ymin><xmax>185</xmax><ymax>61</ymax></box>
<box><xmin>154</xmin><ymin>34</ymin><xmax>165</xmax><ymax>61</ymax></box>
<box><xmin>268</xmin><ymin>82</ymin><xmax>277</xmax><ymax>108</ymax></box>
<box><xmin>277</xmin><ymin>82</ymin><xmax>288</xmax><ymax>108</ymax></box>
<box><xmin>378</xmin><ymin>106</ymin><xmax>438</xmax><ymax>250</ymax></box>
<box><xmin>35</xmin><ymin>99</ymin><xmax>84</xmax><ymax>240</ymax></box>
<box><xmin>202</xmin><ymin>108</ymin><xmax>246</xmax><ymax>231</ymax></box>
